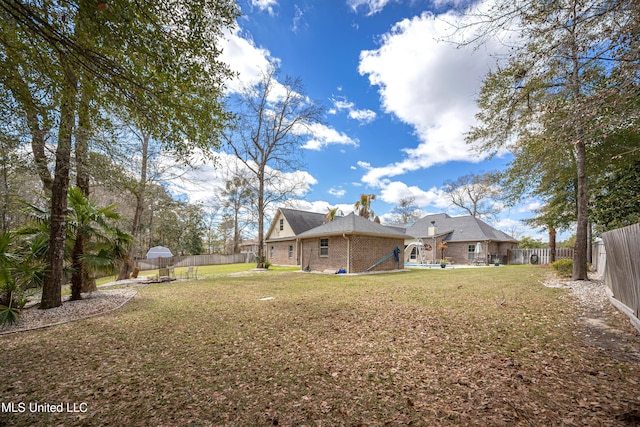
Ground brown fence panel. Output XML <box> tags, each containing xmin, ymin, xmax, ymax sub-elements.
<box><xmin>507</xmin><ymin>248</ymin><xmax>573</xmax><ymax>265</ymax></box>
<box><xmin>601</xmin><ymin>223</ymin><xmax>640</xmax><ymax>318</ymax></box>
<box><xmin>592</xmin><ymin>240</ymin><xmax>607</xmax><ymax>277</ymax></box>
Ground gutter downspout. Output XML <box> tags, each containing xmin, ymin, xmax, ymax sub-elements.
<box><xmin>343</xmin><ymin>233</ymin><xmax>350</xmax><ymax>274</ymax></box>
<box><xmin>485</xmin><ymin>240</ymin><xmax>489</xmax><ymax>265</ymax></box>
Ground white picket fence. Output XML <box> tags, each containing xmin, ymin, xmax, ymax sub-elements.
<box><xmin>507</xmin><ymin>248</ymin><xmax>574</xmax><ymax>265</ymax></box>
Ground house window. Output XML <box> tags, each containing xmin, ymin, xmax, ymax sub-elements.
<box><xmin>320</xmin><ymin>238</ymin><xmax>329</xmax><ymax>257</ymax></box>
<box><xmin>468</xmin><ymin>244</ymin><xmax>476</xmax><ymax>261</ymax></box>
<box><xmin>279</xmin><ymin>219</ymin><xmax>284</xmax><ymax>231</ymax></box>
<box><xmin>270</xmin><ymin>246</ymin><xmax>274</xmax><ymax>258</ymax></box>
<box><xmin>288</xmin><ymin>245</ymin><xmax>293</xmax><ymax>258</ymax></box>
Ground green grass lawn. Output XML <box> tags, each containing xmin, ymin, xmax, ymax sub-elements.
<box><xmin>2</xmin><ymin>265</ymin><xmax>638</xmax><ymax>426</ymax></box>
<box><xmin>95</xmin><ymin>263</ymin><xmax>299</xmax><ymax>286</ymax></box>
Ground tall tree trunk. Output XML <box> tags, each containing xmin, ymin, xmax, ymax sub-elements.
<box><xmin>586</xmin><ymin>222</ymin><xmax>592</xmax><ymax>265</ymax></box>
<box><xmin>41</xmin><ymin>57</ymin><xmax>77</xmax><ymax>309</ymax></box>
<box><xmin>70</xmin><ymin>233</ymin><xmax>84</xmax><ymax>301</ymax></box>
<box><xmin>76</xmin><ymin>78</ymin><xmax>91</xmax><ymax>197</ymax></box>
<box><xmin>117</xmin><ymin>192</ymin><xmax>145</xmax><ymax>280</ymax></box>
<box><xmin>570</xmin><ymin>17</ymin><xmax>588</xmax><ymax>281</ymax></box>
<box><xmin>117</xmin><ymin>130</ymin><xmax>148</xmax><ymax>280</ymax></box>
<box><xmin>76</xmin><ymin>76</ymin><xmax>97</xmax><ymax>294</ymax></box>
<box><xmin>1</xmin><ymin>150</ymin><xmax>9</xmax><ymax>233</ymax></box>
<box><xmin>233</xmin><ymin>207</ymin><xmax>240</xmax><ymax>254</ymax></box>
<box><xmin>5</xmin><ymin>60</ymin><xmax>53</xmax><ymax>192</ymax></box>
<box><xmin>549</xmin><ymin>227</ymin><xmax>557</xmax><ymax>264</ymax></box>
<box><xmin>27</xmin><ymin>107</ymin><xmax>53</xmax><ymax>192</ymax></box>
<box><xmin>573</xmin><ymin>139</ymin><xmax>589</xmax><ymax>280</ymax></box>
<box><xmin>256</xmin><ymin>167</ymin><xmax>265</xmax><ymax>268</ymax></box>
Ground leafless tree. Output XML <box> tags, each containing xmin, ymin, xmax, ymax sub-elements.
<box><xmin>224</xmin><ymin>66</ymin><xmax>324</xmax><ymax>267</ymax></box>
<box><xmin>442</xmin><ymin>173</ymin><xmax>501</xmax><ymax>221</ymax></box>
<box><xmin>389</xmin><ymin>197</ymin><xmax>421</xmax><ymax>224</ymax></box>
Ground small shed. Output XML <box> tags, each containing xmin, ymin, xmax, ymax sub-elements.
<box><xmin>146</xmin><ymin>246</ymin><xmax>173</xmax><ymax>259</ymax></box>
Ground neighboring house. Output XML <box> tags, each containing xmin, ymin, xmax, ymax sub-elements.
<box><xmin>297</xmin><ymin>213</ymin><xmax>406</xmax><ymax>273</ymax></box>
<box><xmin>404</xmin><ymin>213</ymin><xmax>518</xmax><ymax>265</ymax></box>
<box><xmin>264</xmin><ymin>208</ymin><xmax>326</xmax><ymax>266</ymax></box>
<box><xmin>239</xmin><ymin>239</ymin><xmax>261</xmax><ymax>255</ymax></box>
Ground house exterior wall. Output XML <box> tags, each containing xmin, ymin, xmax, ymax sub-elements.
<box><xmin>300</xmin><ymin>235</ymin><xmax>404</xmax><ymax>273</ymax></box>
<box><xmin>404</xmin><ymin>236</ymin><xmax>449</xmax><ymax>264</ymax></box>
<box><xmin>267</xmin><ymin>240</ymin><xmax>298</xmax><ymax>266</ymax></box>
<box><xmin>350</xmin><ymin>236</ymin><xmax>404</xmax><ymax>273</ymax></box>
<box><xmin>404</xmin><ymin>239</ymin><xmax>516</xmax><ymax>265</ymax></box>
<box><xmin>266</xmin><ymin>211</ymin><xmax>296</xmax><ymax>240</ymax></box>
<box><xmin>300</xmin><ymin>236</ymin><xmax>348</xmax><ymax>272</ymax></box>
<box><xmin>443</xmin><ymin>241</ymin><xmax>517</xmax><ymax>264</ymax></box>
<box><xmin>488</xmin><ymin>241</ymin><xmax>518</xmax><ymax>263</ymax></box>
<box><xmin>442</xmin><ymin>242</ymin><xmax>475</xmax><ymax>264</ymax></box>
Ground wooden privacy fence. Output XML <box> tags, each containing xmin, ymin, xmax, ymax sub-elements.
<box><xmin>592</xmin><ymin>240</ymin><xmax>607</xmax><ymax>277</ymax></box>
<box><xmin>135</xmin><ymin>253</ymin><xmax>253</xmax><ymax>270</ymax></box>
<box><xmin>507</xmin><ymin>248</ymin><xmax>574</xmax><ymax>265</ymax></box>
<box><xmin>601</xmin><ymin>223</ymin><xmax>640</xmax><ymax>319</ymax></box>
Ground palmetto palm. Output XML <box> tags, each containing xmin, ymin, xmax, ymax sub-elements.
<box><xmin>324</xmin><ymin>206</ymin><xmax>343</xmax><ymax>222</ymax></box>
<box><xmin>66</xmin><ymin>187</ymin><xmax>132</xmax><ymax>300</ymax></box>
<box><xmin>0</xmin><ymin>232</ymin><xmax>46</xmax><ymax>325</ymax></box>
<box><xmin>354</xmin><ymin>194</ymin><xmax>376</xmax><ymax>219</ymax></box>
<box><xmin>21</xmin><ymin>187</ymin><xmax>132</xmax><ymax>302</ymax></box>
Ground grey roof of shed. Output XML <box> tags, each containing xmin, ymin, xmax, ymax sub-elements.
<box><xmin>406</xmin><ymin>213</ymin><xmax>517</xmax><ymax>242</ymax></box>
<box><xmin>297</xmin><ymin>213</ymin><xmax>408</xmax><ymax>239</ymax></box>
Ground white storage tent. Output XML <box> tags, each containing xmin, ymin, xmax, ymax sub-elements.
<box><xmin>146</xmin><ymin>246</ymin><xmax>173</xmax><ymax>259</ymax></box>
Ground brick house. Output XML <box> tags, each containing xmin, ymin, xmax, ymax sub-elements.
<box><xmin>264</xmin><ymin>208</ymin><xmax>326</xmax><ymax>266</ymax></box>
<box><xmin>297</xmin><ymin>213</ymin><xmax>406</xmax><ymax>273</ymax></box>
<box><xmin>404</xmin><ymin>213</ymin><xmax>518</xmax><ymax>265</ymax></box>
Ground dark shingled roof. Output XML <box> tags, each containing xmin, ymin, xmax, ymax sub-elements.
<box><xmin>406</xmin><ymin>213</ymin><xmax>517</xmax><ymax>242</ymax></box>
<box><xmin>279</xmin><ymin>208</ymin><xmax>326</xmax><ymax>235</ymax></box>
<box><xmin>297</xmin><ymin>213</ymin><xmax>408</xmax><ymax>239</ymax></box>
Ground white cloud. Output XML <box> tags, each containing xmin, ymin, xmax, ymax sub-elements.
<box><xmin>328</xmin><ymin>187</ymin><xmax>346</xmax><ymax>197</ymax></box>
<box><xmin>220</xmin><ymin>28</ymin><xmax>358</xmax><ymax>151</ymax></box>
<box><xmin>347</xmin><ymin>0</ymin><xmax>395</xmax><ymax>15</ymax></box>
<box><xmin>330</xmin><ymin>96</ymin><xmax>377</xmax><ymax>125</ymax></box>
<box><xmin>378</xmin><ymin>181</ymin><xmax>450</xmax><ymax>209</ymax></box>
<box><xmin>291</xmin><ymin>4</ymin><xmax>306</xmax><ymax>32</ymax></box>
<box><xmin>286</xmin><ymin>199</ymin><xmax>354</xmax><ymax>216</ymax></box>
<box><xmin>348</xmin><ymin>109</ymin><xmax>377</xmax><ymax>125</ymax></box>
<box><xmin>332</xmin><ymin>98</ymin><xmax>354</xmax><ymax>110</ymax></box>
<box><xmin>301</xmin><ymin>122</ymin><xmax>359</xmax><ymax>150</ymax></box>
<box><xmin>251</xmin><ymin>0</ymin><xmax>278</xmax><ymax>15</ymax></box>
<box><xmin>494</xmin><ymin>217</ymin><xmax>528</xmax><ymax>239</ymax></box>
<box><xmin>164</xmin><ymin>151</ymin><xmax>318</xmax><ymax>206</ymax></box>
<box><xmin>518</xmin><ymin>199</ymin><xmax>543</xmax><ymax>213</ymax></box>
<box><xmin>220</xmin><ymin>27</ymin><xmax>277</xmax><ymax>93</ymax></box>
<box><xmin>357</xmin><ymin>8</ymin><xmax>504</xmax><ymax>187</ymax></box>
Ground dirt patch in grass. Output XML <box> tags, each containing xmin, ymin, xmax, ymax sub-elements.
<box><xmin>1</xmin><ymin>266</ymin><xmax>639</xmax><ymax>426</ymax></box>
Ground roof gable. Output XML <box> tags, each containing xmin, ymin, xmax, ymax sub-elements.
<box><xmin>298</xmin><ymin>213</ymin><xmax>407</xmax><ymax>239</ymax></box>
<box><xmin>265</xmin><ymin>208</ymin><xmax>326</xmax><ymax>241</ymax></box>
<box><xmin>282</xmin><ymin>208</ymin><xmax>326</xmax><ymax>235</ymax></box>
<box><xmin>406</xmin><ymin>214</ymin><xmax>517</xmax><ymax>242</ymax></box>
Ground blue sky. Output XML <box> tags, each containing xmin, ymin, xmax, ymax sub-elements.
<box><xmin>173</xmin><ymin>0</ymin><xmax>557</xmax><ymax>241</ymax></box>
